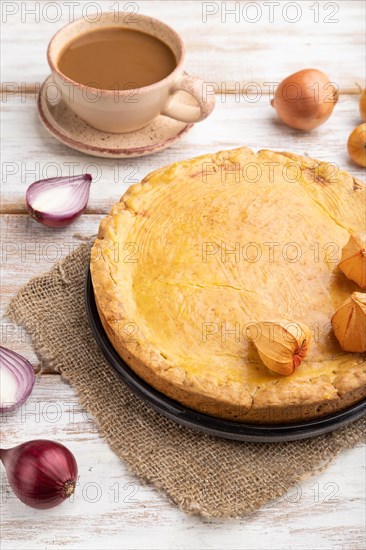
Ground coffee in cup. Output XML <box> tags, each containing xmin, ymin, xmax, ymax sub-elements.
<box><xmin>47</xmin><ymin>12</ymin><xmax>215</xmax><ymax>133</ymax></box>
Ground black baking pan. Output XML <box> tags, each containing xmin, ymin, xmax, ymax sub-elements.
<box><xmin>85</xmin><ymin>268</ymin><xmax>365</xmax><ymax>442</ymax></box>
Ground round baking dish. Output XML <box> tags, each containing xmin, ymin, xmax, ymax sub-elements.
<box><xmin>85</xmin><ymin>268</ymin><xmax>366</xmax><ymax>442</ymax></box>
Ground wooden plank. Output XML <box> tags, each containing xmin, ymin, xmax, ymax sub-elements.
<box><xmin>1</xmin><ymin>1</ymin><xmax>365</xmax><ymax>89</ymax></box>
<box><xmin>0</xmin><ymin>376</ymin><xmax>365</xmax><ymax>550</ymax></box>
<box><xmin>1</xmin><ymin>92</ymin><xmax>364</xmax><ymax>214</ymax></box>
<box><xmin>0</xmin><ymin>214</ymin><xmax>102</xmax><ymax>365</ymax></box>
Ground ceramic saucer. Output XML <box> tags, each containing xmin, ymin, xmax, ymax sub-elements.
<box><xmin>37</xmin><ymin>76</ymin><xmax>194</xmax><ymax>158</ymax></box>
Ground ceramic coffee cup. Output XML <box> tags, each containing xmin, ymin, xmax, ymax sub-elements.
<box><xmin>47</xmin><ymin>12</ymin><xmax>215</xmax><ymax>133</ymax></box>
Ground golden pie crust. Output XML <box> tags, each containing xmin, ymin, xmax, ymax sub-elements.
<box><xmin>91</xmin><ymin>148</ymin><xmax>366</xmax><ymax>423</ymax></box>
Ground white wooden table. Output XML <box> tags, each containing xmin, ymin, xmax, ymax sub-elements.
<box><xmin>1</xmin><ymin>2</ymin><xmax>365</xmax><ymax>548</ymax></box>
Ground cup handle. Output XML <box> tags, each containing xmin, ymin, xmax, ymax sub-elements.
<box><xmin>161</xmin><ymin>75</ymin><xmax>215</xmax><ymax>123</ymax></box>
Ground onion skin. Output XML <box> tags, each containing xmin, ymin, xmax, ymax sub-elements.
<box><xmin>0</xmin><ymin>346</ymin><xmax>35</xmax><ymax>414</ymax></box>
<box><xmin>0</xmin><ymin>440</ymin><xmax>78</xmax><ymax>509</ymax></box>
<box><xmin>26</xmin><ymin>174</ymin><xmax>92</xmax><ymax>228</ymax></box>
<box><xmin>347</xmin><ymin>123</ymin><xmax>366</xmax><ymax>168</ymax></box>
<box><xmin>271</xmin><ymin>69</ymin><xmax>338</xmax><ymax>131</ymax></box>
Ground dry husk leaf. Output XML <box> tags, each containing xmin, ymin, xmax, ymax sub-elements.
<box><xmin>331</xmin><ymin>292</ymin><xmax>366</xmax><ymax>352</ymax></box>
<box><xmin>339</xmin><ymin>233</ymin><xmax>366</xmax><ymax>289</ymax></box>
<box><xmin>247</xmin><ymin>320</ymin><xmax>312</xmax><ymax>376</ymax></box>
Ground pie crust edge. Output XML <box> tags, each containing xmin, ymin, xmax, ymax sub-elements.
<box><xmin>91</xmin><ymin>148</ymin><xmax>366</xmax><ymax>423</ymax></box>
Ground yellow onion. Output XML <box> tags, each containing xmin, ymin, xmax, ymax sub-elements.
<box><xmin>271</xmin><ymin>69</ymin><xmax>338</xmax><ymax>131</ymax></box>
<box><xmin>347</xmin><ymin>123</ymin><xmax>366</xmax><ymax>167</ymax></box>
<box><xmin>360</xmin><ymin>88</ymin><xmax>366</xmax><ymax>122</ymax></box>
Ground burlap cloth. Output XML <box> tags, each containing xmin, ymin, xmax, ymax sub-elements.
<box><xmin>8</xmin><ymin>242</ymin><xmax>365</xmax><ymax>518</ymax></box>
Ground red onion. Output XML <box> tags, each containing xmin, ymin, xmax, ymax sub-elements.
<box><xmin>26</xmin><ymin>174</ymin><xmax>92</xmax><ymax>228</ymax></box>
<box><xmin>0</xmin><ymin>440</ymin><xmax>78</xmax><ymax>509</ymax></box>
<box><xmin>0</xmin><ymin>346</ymin><xmax>35</xmax><ymax>413</ymax></box>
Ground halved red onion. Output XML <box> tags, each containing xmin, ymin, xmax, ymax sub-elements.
<box><xmin>26</xmin><ymin>174</ymin><xmax>92</xmax><ymax>228</ymax></box>
<box><xmin>0</xmin><ymin>346</ymin><xmax>35</xmax><ymax>413</ymax></box>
